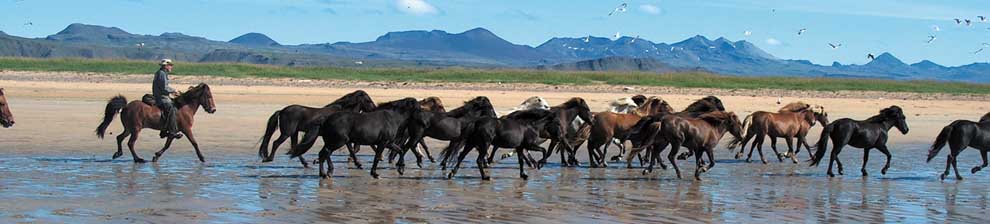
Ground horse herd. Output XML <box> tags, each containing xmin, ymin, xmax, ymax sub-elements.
<box><xmin>0</xmin><ymin>84</ymin><xmax>986</xmax><ymax>181</ymax></box>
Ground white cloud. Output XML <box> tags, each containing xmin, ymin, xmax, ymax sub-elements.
<box><xmin>396</xmin><ymin>0</ymin><xmax>437</xmax><ymax>15</ymax></box>
<box><xmin>765</xmin><ymin>38</ymin><xmax>782</xmax><ymax>45</ymax></box>
<box><xmin>640</xmin><ymin>4</ymin><xmax>660</xmax><ymax>14</ymax></box>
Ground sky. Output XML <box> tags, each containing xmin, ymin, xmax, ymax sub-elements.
<box><xmin>1</xmin><ymin>0</ymin><xmax>990</xmax><ymax>66</ymax></box>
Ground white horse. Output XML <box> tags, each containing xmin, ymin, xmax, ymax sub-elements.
<box><xmin>609</xmin><ymin>97</ymin><xmax>638</xmax><ymax>113</ymax></box>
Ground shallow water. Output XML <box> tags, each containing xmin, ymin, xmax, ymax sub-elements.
<box><xmin>0</xmin><ymin>144</ymin><xmax>988</xmax><ymax>223</ymax></box>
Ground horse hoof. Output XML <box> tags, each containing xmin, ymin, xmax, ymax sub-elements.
<box><xmin>610</xmin><ymin>156</ymin><xmax>622</xmax><ymax>162</ymax></box>
<box><xmin>642</xmin><ymin>170</ymin><xmax>649</xmax><ymax>175</ymax></box>
<box><xmin>828</xmin><ymin>173</ymin><xmax>835</xmax><ymax>177</ymax></box>
<box><xmin>745</xmin><ymin>159</ymin><xmax>751</xmax><ymax>163</ymax></box>
<box><xmin>520</xmin><ymin>174</ymin><xmax>529</xmax><ymax>180</ymax></box>
<box><xmin>371</xmin><ymin>174</ymin><xmax>380</xmax><ymax>179</ymax></box>
<box><xmin>972</xmin><ymin>167</ymin><xmax>982</xmax><ymax>174</ymax></box>
<box><xmin>956</xmin><ymin>176</ymin><xmax>964</xmax><ymax>180</ymax></box>
<box><xmin>882</xmin><ymin>168</ymin><xmax>889</xmax><ymax>175</ymax></box>
<box><xmin>761</xmin><ymin>160</ymin><xmax>768</xmax><ymax>164</ymax></box>
<box><xmin>152</xmin><ymin>157</ymin><xmax>160</xmax><ymax>163</ymax></box>
<box><xmin>446</xmin><ymin>173</ymin><xmax>455</xmax><ymax>179</ymax></box>
<box><xmin>734</xmin><ymin>153</ymin><xmax>742</xmax><ymax>159</ymax></box>
<box><xmin>940</xmin><ymin>174</ymin><xmax>947</xmax><ymax>180</ymax></box>
<box><xmin>261</xmin><ymin>159</ymin><xmax>273</xmax><ymax>163</ymax></box>
<box><xmin>861</xmin><ymin>171</ymin><xmax>868</xmax><ymax>177</ymax></box>
<box><xmin>133</xmin><ymin>158</ymin><xmax>147</xmax><ymax>163</ymax></box>
<box><xmin>416</xmin><ymin>163</ymin><xmax>423</xmax><ymax>169</ymax></box>
<box><xmin>112</xmin><ymin>152</ymin><xmax>123</xmax><ymax>159</ymax></box>
<box><xmin>482</xmin><ymin>176</ymin><xmax>492</xmax><ymax>181</ymax></box>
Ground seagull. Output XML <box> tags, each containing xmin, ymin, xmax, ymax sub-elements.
<box><xmin>828</xmin><ymin>43</ymin><xmax>842</xmax><ymax>49</ymax></box>
<box><xmin>23</xmin><ymin>22</ymin><xmax>32</xmax><ymax>26</ymax></box>
<box><xmin>867</xmin><ymin>53</ymin><xmax>876</xmax><ymax>61</ymax></box>
<box><xmin>776</xmin><ymin>97</ymin><xmax>782</xmax><ymax>105</ymax></box>
<box><xmin>974</xmin><ymin>48</ymin><xmax>984</xmax><ymax>54</ymax></box>
<box><xmin>932</xmin><ymin>25</ymin><xmax>941</xmax><ymax>32</ymax></box>
<box><xmin>966</xmin><ymin>19</ymin><xmax>973</xmax><ymax>26</ymax></box>
<box><xmin>744</xmin><ymin>30</ymin><xmax>753</xmax><ymax>36</ymax></box>
<box><xmin>955</xmin><ymin>18</ymin><xmax>963</xmax><ymax>24</ymax></box>
<box><xmin>584</xmin><ymin>36</ymin><xmax>591</xmax><ymax>43</ymax></box>
<box><xmin>980</xmin><ymin>16</ymin><xmax>988</xmax><ymax>22</ymax></box>
<box><xmin>629</xmin><ymin>35</ymin><xmax>639</xmax><ymax>44</ymax></box>
<box><xmin>797</xmin><ymin>28</ymin><xmax>807</xmax><ymax>35</ymax></box>
<box><xmin>927</xmin><ymin>35</ymin><xmax>937</xmax><ymax>44</ymax></box>
<box><xmin>354</xmin><ymin>61</ymin><xmax>364</xmax><ymax>65</ymax></box>
<box><xmin>982</xmin><ymin>43</ymin><xmax>990</xmax><ymax>48</ymax></box>
<box><xmin>613</xmin><ymin>32</ymin><xmax>621</xmax><ymax>40</ymax></box>
<box><xmin>136</xmin><ymin>42</ymin><xmax>145</xmax><ymax>48</ymax></box>
<box><xmin>608</xmin><ymin>3</ymin><xmax>628</xmax><ymax>16</ymax></box>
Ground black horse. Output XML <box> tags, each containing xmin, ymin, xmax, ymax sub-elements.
<box><xmin>288</xmin><ymin>98</ymin><xmax>427</xmax><ymax>179</ymax></box>
<box><xmin>449</xmin><ymin>109</ymin><xmax>560</xmax><ymax>180</ymax></box>
<box><xmin>809</xmin><ymin>106</ymin><xmax>909</xmax><ymax>177</ymax></box>
<box><xmin>258</xmin><ymin>90</ymin><xmax>376</xmax><ymax>167</ymax></box>
<box><xmin>395</xmin><ymin>96</ymin><xmax>497</xmax><ymax>169</ymax></box>
<box><xmin>926</xmin><ymin>112</ymin><xmax>990</xmax><ymax>180</ymax></box>
<box><xmin>539</xmin><ymin>98</ymin><xmax>594</xmax><ymax>168</ymax></box>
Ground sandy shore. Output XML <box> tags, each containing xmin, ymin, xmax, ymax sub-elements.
<box><xmin>1</xmin><ymin>71</ymin><xmax>988</xmax><ymax>223</ymax></box>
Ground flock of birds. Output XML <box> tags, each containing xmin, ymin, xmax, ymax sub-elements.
<box><xmin>601</xmin><ymin>2</ymin><xmax>990</xmax><ymax>62</ymax></box>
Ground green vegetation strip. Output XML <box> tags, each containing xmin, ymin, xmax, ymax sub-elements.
<box><xmin>1</xmin><ymin>57</ymin><xmax>987</xmax><ymax>94</ymax></box>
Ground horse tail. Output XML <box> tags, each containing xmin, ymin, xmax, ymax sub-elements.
<box><xmin>258</xmin><ymin>110</ymin><xmax>281</xmax><ymax>159</ymax></box>
<box><xmin>809</xmin><ymin>122</ymin><xmax>834</xmax><ymax>166</ymax></box>
<box><xmin>927</xmin><ymin>123</ymin><xmax>956</xmax><ymax>163</ymax></box>
<box><xmin>568</xmin><ymin>122</ymin><xmax>593</xmax><ymax>151</ymax></box>
<box><xmin>96</xmin><ymin>95</ymin><xmax>128</xmax><ymax>139</ymax></box>
<box><xmin>288</xmin><ymin>124</ymin><xmax>321</xmax><ymax>158</ymax></box>
<box><xmin>728</xmin><ymin>114</ymin><xmax>754</xmax><ymax>150</ymax></box>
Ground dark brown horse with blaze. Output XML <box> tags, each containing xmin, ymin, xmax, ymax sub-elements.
<box><xmin>0</xmin><ymin>88</ymin><xmax>13</xmax><ymax>128</ymax></box>
<box><xmin>96</xmin><ymin>83</ymin><xmax>217</xmax><ymax>163</ymax></box>
<box><xmin>729</xmin><ymin>102</ymin><xmax>828</xmax><ymax>164</ymax></box>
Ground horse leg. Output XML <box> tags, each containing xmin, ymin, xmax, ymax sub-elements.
<box><xmin>345</xmin><ymin>143</ymin><xmax>363</xmax><ymax>169</ymax></box>
<box><xmin>266</xmin><ymin>133</ymin><xmax>291</xmax><ymax>162</ymax></box>
<box><xmin>746</xmin><ymin>134</ymin><xmax>762</xmax><ymax>163</ymax></box>
<box><xmin>447</xmin><ymin>143</ymin><xmax>474</xmax><ymax>179</ymax></box>
<box><xmin>694</xmin><ymin>148</ymin><xmax>705</xmax><ymax>181</ymax></box>
<box><xmin>766</xmin><ymin>137</ymin><xmax>780</xmax><ymax>163</ymax></box>
<box><xmin>861</xmin><ymin>148</ymin><xmax>872</xmax><ymax>176</ymax></box>
<box><xmin>487</xmin><ymin>146</ymin><xmax>500</xmax><ymax>165</ymax></box>
<box><xmin>951</xmin><ymin>150</ymin><xmax>963</xmax><ymax>180</ymax></box>
<box><xmin>600</xmin><ymin>136</ymin><xmax>614</xmax><ymax>167</ymax></box>
<box><xmin>113</xmin><ymin>130</ymin><xmax>130</xmax><ymax>160</ymax></box>
<box><xmin>785</xmin><ymin>137</ymin><xmax>798</xmax><ymax>164</ymax></box>
<box><xmin>973</xmin><ymin>149</ymin><xmax>988</xmax><ymax>174</ymax></box>
<box><xmin>127</xmin><ymin>130</ymin><xmax>145</xmax><ymax>163</ymax></box>
<box><xmin>476</xmin><ymin>143</ymin><xmax>491</xmax><ymax>180</ymax></box>
<box><xmin>420</xmin><ymin>140</ymin><xmax>436</xmax><ymax>163</ymax></box>
<box><xmin>516</xmin><ymin>147</ymin><xmax>529</xmax><ymax>180</ymax></box>
<box><xmin>370</xmin><ymin>143</ymin><xmax>385</xmax><ymax>179</ymax></box>
<box><xmin>755</xmin><ymin>135</ymin><xmax>768</xmax><ymax>164</ymax></box>
<box><xmin>183</xmin><ymin>129</ymin><xmax>206</xmax><ymax>163</ymax></box>
<box><xmin>735</xmin><ymin>130</ymin><xmax>756</xmax><ymax>159</ymax></box>
<box><xmin>669</xmin><ymin>141</ymin><xmax>683</xmax><ymax>179</ymax></box>
<box><xmin>386</xmin><ymin>144</ymin><xmax>407</xmax><ymax>175</ymax></box>
<box><xmin>798</xmin><ymin>136</ymin><xmax>814</xmax><ymax>160</ymax></box>
<box><xmin>151</xmin><ymin>137</ymin><xmax>175</xmax><ymax>162</ymax></box>
<box><xmin>941</xmin><ymin>151</ymin><xmax>953</xmax><ymax>180</ymax></box>
<box><xmin>611</xmin><ymin>138</ymin><xmax>625</xmax><ymax>162</ymax></box>
<box><xmin>642</xmin><ymin>146</ymin><xmax>657</xmax><ymax>175</ymax></box>
<box><xmin>876</xmin><ymin>145</ymin><xmax>893</xmax><ymax>175</ymax></box>
<box><xmin>706</xmin><ymin>147</ymin><xmax>716</xmax><ymax>171</ymax></box>
<box><xmin>834</xmin><ymin>147</ymin><xmax>845</xmax><ymax>176</ymax></box>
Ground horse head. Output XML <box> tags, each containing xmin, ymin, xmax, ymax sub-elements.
<box><xmin>700</xmin><ymin>111</ymin><xmax>744</xmax><ymax>140</ymax></box>
<box><xmin>980</xmin><ymin>112</ymin><xmax>990</xmax><ymax>123</ymax></box>
<box><xmin>419</xmin><ymin>96</ymin><xmax>446</xmax><ymax>113</ymax></box>
<box><xmin>631</xmin><ymin>95</ymin><xmax>647</xmax><ymax>106</ymax></box>
<box><xmin>811</xmin><ymin>105</ymin><xmax>829</xmax><ymax>127</ymax></box>
<box><xmin>518</xmin><ymin>96</ymin><xmax>550</xmax><ymax>111</ymax></box>
<box><xmin>560</xmin><ymin>97</ymin><xmax>593</xmax><ymax>124</ymax></box>
<box><xmin>609</xmin><ymin>97</ymin><xmax>638</xmax><ymax>113</ymax></box>
<box><xmin>330</xmin><ymin>90</ymin><xmax>377</xmax><ymax>113</ymax></box>
<box><xmin>179</xmin><ymin>83</ymin><xmax>216</xmax><ymax>114</ymax></box>
<box><xmin>0</xmin><ymin>88</ymin><xmax>13</xmax><ymax>128</ymax></box>
<box><xmin>881</xmin><ymin>106</ymin><xmax>909</xmax><ymax>134</ymax></box>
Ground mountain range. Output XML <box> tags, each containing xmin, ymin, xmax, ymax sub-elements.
<box><xmin>1</xmin><ymin>23</ymin><xmax>988</xmax><ymax>82</ymax></box>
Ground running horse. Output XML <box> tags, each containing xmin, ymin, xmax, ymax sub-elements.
<box><xmin>729</xmin><ymin>102</ymin><xmax>828</xmax><ymax>164</ymax></box>
<box><xmin>0</xmin><ymin>88</ymin><xmax>13</xmax><ymax>128</ymax></box>
<box><xmin>809</xmin><ymin>106</ymin><xmax>909</xmax><ymax>177</ymax></box>
<box><xmin>257</xmin><ymin>90</ymin><xmax>377</xmax><ymax>167</ymax></box>
<box><xmin>926</xmin><ymin>112</ymin><xmax>990</xmax><ymax>180</ymax></box>
<box><xmin>96</xmin><ymin>83</ymin><xmax>217</xmax><ymax>163</ymax></box>
<box><xmin>630</xmin><ymin>111</ymin><xmax>744</xmax><ymax>180</ymax></box>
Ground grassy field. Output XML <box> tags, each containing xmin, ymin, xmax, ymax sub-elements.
<box><xmin>1</xmin><ymin>57</ymin><xmax>988</xmax><ymax>94</ymax></box>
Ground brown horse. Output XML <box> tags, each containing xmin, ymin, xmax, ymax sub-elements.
<box><xmin>0</xmin><ymin>88</ymin><xmax>13</xmax><ymax>128</ymax></box>
<box><xmin>96</xmin><ymin>83</ymin><xmax>217</xmax><ymax>163</ymax></box>
<box><xmin>729</xmin><ymin>102</ymin><xmax>828</xmax><ymax>164</ymax></box>
<box><xmin>631</xmin><ymin>111</ymin><xmax>743</xmax><ymax>180</ymax></box>
<box><xmin>582</xmin><ymin>97</ymin><xmax>670</xmax><ymax>167</ymax></box>
<box><xmin>258</xmin><ymin>90</ymin><xmax>377</xmax><ymax>167</ymax></box>
<box><xmin>623</xmin><ymin>96</ymin><xmax>729</xmax><ymax>168</ymax></box>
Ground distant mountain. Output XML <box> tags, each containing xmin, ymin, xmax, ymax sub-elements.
<box><xmin>539</xmin><ymin>56</ymin><xmax>687</xmax><ymax>73</ymax></box>
<box><xmin>229</xmin><ymin>33</ymin><xmax>280</xmax><ymax>47</ymax></box>
<box><xmin>2</xmin><ymin>23</ymin><xmax>990</xmax><ymax>82</ymax></box>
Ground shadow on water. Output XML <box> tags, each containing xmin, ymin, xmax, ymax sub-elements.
<box><xmin>239</xmin><ymin>174</ymin><xmax>359</xmax><ymax>179</ymax></box>
<box><xmin>34</xmin><ymin>157</ymin><xmax>130</xmax><ymax>163</ymax></box>
<box><xmin>878</xmin><ymin>176</ymin><xmax>936</xmax><ymax>181</ymax></box>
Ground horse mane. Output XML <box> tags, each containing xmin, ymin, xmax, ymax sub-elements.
<box><xmin>505</xmin><ymin>108</ymin><xmax>553</xmax><ymax>121</ymax></box>
<box><xmin>683</xmin><ymin>96</ymin><xmax>725</xmax><ymax>114</ymax></box>
<box><xmin>697</xmin><ymin>111</ymin><xmax>735</xmax><ymax>125</ymax></box>
<box><xmin>374</xmin><ymin>97</ymin><xmax>419</xmax><ymax>111</ymax></box>
<box><xmin>981</xmin><ymin>112</ymin><xmax>990</xmax><ymax>123</ymax></box>
<box><xmin>174</xmin><ymin>83</ymin><xmax>210</xmax><ymax>107</ymax></box>
<box><xmin>447</xmin><ymin>96</ymin><xmax>494</xmax><ymax>117</ymax></box>
<box><xmin>866</xmin><ymin>106</ymin><xmax>903</xmax><ymax>123</ymax></box>
<box><xmin>554</xmin><ymin>97</ymin><xmax>589</xmax><ymax>110</ymax></box>
<box><xmin>419</xmin><ymin>96</ymin><xmax>446</xmax><ymax>113</ymax></box>
<box><xmin>325</xmin><ymin>90</ymin><xmax>370</xmax><ymax>108</ymax></box>
<box><xmin>778</xmin><ymin>102</ymin><xmax>811</xmax><ymax>113</ymax></box>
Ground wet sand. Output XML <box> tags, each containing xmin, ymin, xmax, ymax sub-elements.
<box><xmin>1</xmin><ymin>72</ymin><xmax>989</xmax><ymax>222</ymax></box>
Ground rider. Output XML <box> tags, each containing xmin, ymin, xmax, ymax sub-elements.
<box><xmin>153</xmin><ymin>59</ymin><xmax>182</xmax><ymax>139</ymax></box>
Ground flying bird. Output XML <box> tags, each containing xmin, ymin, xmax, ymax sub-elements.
<box><xmin>584</xmin><ymin>36</ymin><xmax>591</xmax><ymax>43</ymax></box>
<box><xmin>980</xmin><ymin>16</ymin><xmax>988</xmax><ymax>22</ymax></box>
<box><xmin>629</xmin><ymin>35</ymin><xmax>639</xmax><ymax>44</ymax></box>
<box><xmin>797</xmin><ymin>28</ymin><xmax>807</xmax><ymax>35</ymax></box>
<box><xmin>955</xmin><ymin>18</ymin><xmax>963</xmax><ymax>24</ymax></box>
<box><xmin>23</xmin><ymin>22</ymin><xmax>32</xmax><ymax>26</ymax></box>
<box><xmin>927</xmin><ymin>35</ymin><xmax>936</xmax><ymax>44</ymax></box>
<box><xmin>974</xmin><ymin>48</ymin><xmax>984</xmax><ymax>54</ymax></box>
<box><xmin>744</xmin><ymin>30</ymin><xmax>753</xmax><ymax>36</ymax></box>
<box><xmin>828</xmin><ymin>43</ymin><xmax>842</xmax><ymax>49</ymax></box>
<box><xmin>966</xmin><ymin>19</ymin><xmax>973</xmax><ymax>26</ymax></box>
<box><xmin>932</xmin><ymin>25</ymin><xmax>941</xmax><ymax>32</ymax></box>
<box><xmin>613</xmin><ymin>32</ymin><xmax>621</xmax><ymax>40</ymax></box>
<box><xmin>608</xmin><ymin>3</ymin><xmax>628</xmax><ymax>16</ymax></box>
<box><xmin>867</xmin><ymin>53</ymin><xmax>876</xmax><ymax>61</ymax></box>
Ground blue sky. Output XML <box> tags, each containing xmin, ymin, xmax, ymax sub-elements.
<box><xmin>1</xmin><ymin>0</ymin><xmax>989</xmax><ymax>66</ymax></box>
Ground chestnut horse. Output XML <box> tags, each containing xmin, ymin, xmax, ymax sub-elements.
<box><xmin>96</xmin><ymin>83</ymin><xmax>217</xmax><ymax>163</ymax></box>
<box><xmin>258</xmin><ymin>90</ymin><xmax>377</xmax><ymax>167</ymax></box>
<box><xmin>582</xmin><ymin>97</ymin><xmax>669</xmax><ymax>167</ymax></box>
<box><xmin>0</xmin><ymin>88</ymin><xmax>13</xmax><ymax>128</ymax></box>
<box><xmin>631</xmin><ymin>111</ymin><xmax>743</xmax><ymax>180</ymax></box>
<box><xmin>809</xmin><ymin>106</ymin><xmax>909</xmax><ymax>177</ymax></box>
<box><xmin>926</xmin><ymin>112</ymin><xmax>990</xmax><ymax>180</ymax></box>
<box><xmin>729</xmin><ymin>102</ymin><xmax>828</xmax><ymax>164</ymax></box>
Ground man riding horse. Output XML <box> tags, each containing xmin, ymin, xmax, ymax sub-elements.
<box><xmin>154</xmin><ymin>59</ymin><xmax>183</xmax><ymax>139</ymax></box>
